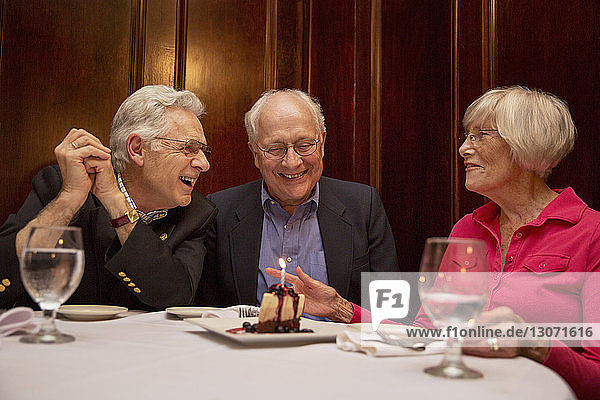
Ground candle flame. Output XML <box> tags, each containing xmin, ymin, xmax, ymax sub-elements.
<box><xmin>278</xmin><ymin>258</ymin><xmax>286</xmax><ymax>269</ymax></box>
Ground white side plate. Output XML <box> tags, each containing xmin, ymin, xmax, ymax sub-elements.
<box><xmin>58</xmin><ymin>305</ymin><xmax>128</xmax><ymax>321</ymax></box>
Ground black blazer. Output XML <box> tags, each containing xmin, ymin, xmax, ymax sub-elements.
<box><xmin>0</xmin><ymin>165</ymin><xmax>217</xmax><ymax>310</ymax></box>
<box><xmin>196</xmin><ymin>177</ymin><xmax>399</xmax><ymax>306</ymax></box>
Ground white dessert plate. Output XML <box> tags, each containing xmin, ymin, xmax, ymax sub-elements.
<box><xmin>57</xmin><ymin>305</ymin><xmax>128</xmax><ymax>321</ymax></box>
<box><xmin>184</xmin><ymin>317</ymin><xmax>347</xmax><ymax>345</ymax></box>
<box><xmin>165</xmin><ymin>306</ymin><xmax>224</xmax><ymax>318</ymax></box>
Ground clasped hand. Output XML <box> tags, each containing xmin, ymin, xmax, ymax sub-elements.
<box><xmin>54</xmin><ymin>128</ymin><xmax>119</xmax><ymax>207</ymax></box>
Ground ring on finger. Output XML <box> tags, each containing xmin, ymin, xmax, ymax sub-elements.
<box><xmin>71</xmin><ymin>141</ymin><xmax>78</xmax><ymax>149</ymax></box>
<box><xmin>488</xmin><ymin>338</ymin><xmax>499</xmax><ymax>352</ymax></box>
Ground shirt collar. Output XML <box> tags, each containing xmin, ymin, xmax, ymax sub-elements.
<box><xmin>472</xmin><ymin>187</ymin><xmax>587</xmax><ymax>226</ymax></box>
<box><xmin>116</xmin><ymin>173</ymin><xmax>168</xmax><ymax>224</ymax></box>
<box><xmin>260</xmin><ymin>181</ymin><xmax>319</xmax><ymax>217</ymax></box>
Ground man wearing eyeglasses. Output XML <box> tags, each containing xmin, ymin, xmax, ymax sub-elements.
<box><xmin>196</xmin><ymin>89</ymin><xmax>398</xmax><ymax>319</ymax></box>
<box><xmin>0</xmin><ymin>85</ymin><xmax>217</xmax><ymax>310</ymax></box>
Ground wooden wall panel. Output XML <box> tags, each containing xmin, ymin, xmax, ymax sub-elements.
<box><xmin>185</xmin><ymin>0</ymin><xmax>266</xmax><ymax>194</ymax></box>
<box><xmin>144</xmin><ymin>0</ymin><xmax>177</xmax><ymax>86</ymax></box>
<box><xmin>0</xmin><ymin>1</ymin><xmax>131</xmax><ymax>224</ymax></box>
<box><xmin>354</xmin><ymin>0</ymin><xmax>374</xmax><ymax>186</ymax></box>
<box><xmin>275</xmin><ymin>0</ymin><xmax>306</xmax><ymax>90</ymax></box>
<box><xmin>308</xmin><ymin>0</ymin><xmax>359</xmax><ymax>183</ymax></box>
<box><xmin>453</xmin><ymin>0</ymin><xmax>488</xmax><ymax>218</ymax></box>
<box><xmin>495</xmin><ymin>0</ymin><xmax>600</xmax><ymax>209</ymax></box>
<box><xmin>1</xmin><ymin>0</ymin><xmax>599</xmax><ymax>280</ymax></box>
<box><xmin>380</xmin><ymin>1</ymin><xmax>453</xmax><ymax>272</ymax></box>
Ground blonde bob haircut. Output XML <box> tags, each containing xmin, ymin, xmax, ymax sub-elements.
<box><xmin>463</xmin><ymin>86</ymin><xmax>575</xmax><ymax>179</ymax></box>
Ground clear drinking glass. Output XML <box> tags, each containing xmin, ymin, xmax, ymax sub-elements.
<box><xmin>418</xmin><ymin>237</ymin><xmax>489</xmax><ymax>379</ymax></box>
<box><xmin>19</xmin><ymin>226</ymin><xmax>84</xmax><ymax>343</ymax></box>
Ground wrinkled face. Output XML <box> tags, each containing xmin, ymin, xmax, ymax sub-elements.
<box><xmin>140</xmin><ymin>107</ymin><xmax>210</xmax><ymax>210</ymax></box>
<box><xmin>250</xmin><ymin>94</ymin><xmax>325</xmax><ymax>213</ymax></box>
<box><xmin>459</xmin><ymin>124</ymin><xmax>521</xmax><ymax>197</ymax></box>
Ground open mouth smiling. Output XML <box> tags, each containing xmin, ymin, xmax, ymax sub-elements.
<box><xmin>278</xmin><ymin>170</ymin><xmax>308</xmax><ymax>179</ymax></box>
<box><xmin>179</xmin><ymin>176</ymin><xmax>197</xmax><ymax>187</ymax></box>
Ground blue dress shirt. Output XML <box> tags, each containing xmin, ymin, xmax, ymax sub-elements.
<box><xmin>257</xmin><ymin>183</ymin><xmax>328</xmax><ymax>310</ymax></box>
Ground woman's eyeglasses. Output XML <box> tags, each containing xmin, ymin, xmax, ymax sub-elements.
<box><xmin>459</xmin><ymin>128</ymin><xmax>502</xmax><ymax>146</ymax></box>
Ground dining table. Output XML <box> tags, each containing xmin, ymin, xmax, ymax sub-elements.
<box><xmin>0</xmin><ymin>311</ymin><xmax>575</xmax><ymax>400</ymax></box>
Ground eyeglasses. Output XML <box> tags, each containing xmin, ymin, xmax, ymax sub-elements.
<box><xmin>459</xmin><ymin>128</ymin><xmax>502</xmax><ymax>146</ymax></box>
<box><xmin>157</xmin><ymin>137</ymin><xmax>212</xmax><ymax>157</ymax></box>
<box><xmin>255</xmin><ymin>138</ymin><xmax>320</xmax><ymax>160</ymax></box>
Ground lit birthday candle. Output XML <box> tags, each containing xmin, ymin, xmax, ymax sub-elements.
<box><xmin>278</xmin><ymin>257</ymin><xmax>287</xmax><ymax>286</ymax></box>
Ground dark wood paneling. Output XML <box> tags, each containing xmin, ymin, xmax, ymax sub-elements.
<box><xmin>144</xmin><ymin>0</ymin><xmax>177</xmax><ymax>86</ymax></box>
<box><xmin>0</xmin><ymin>1</ymin><xmax>131</xmax><ymax>224</ymax></box>
<box><xmin>353</xmin><ymin>0</ymin><xmax>373</xmax><ymax>186</ymax></box>
<box><xmin>1</xmin><ymin>0</ymin><xmax>599</xmax><ymax>278</ymax></box>
<box><xmin>380</xmin><ymin>1</ymin><xmax>453</xmax><ymax>272</ymax></box>
<box><xmin>275</xmin><ymin>0</ymin><xmax>306</xmax><ymax>89</ymax></box>
<box><xmin>495</xmin><ymin>0</ymin><xmax>600</xmax><ymax>209</ymax></box>
<box><xmin>308</xmin><ymin>0</ymin><xmax>357</xmax><ymax>183</ymax></box>
<box><xmin>185</xmin><ymin>0</ymin><xmax>266</xmax><ymax>193</ymax></box>
<box><xmin>454</xmin><ymin>0</ymin><xmax>487</xmax><ymax>218</ymax></box>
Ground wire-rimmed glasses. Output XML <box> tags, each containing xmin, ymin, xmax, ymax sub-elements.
<box><xmin>459</xmin><ymin>128</ymin><xmax>502</xmax><ymax>146</ymax></box>
<box><xmin>255</xmin><ymin>138</ymin><xmax>320</xmax><ymax>160</ymax></box>
<box><xmin>157</xmin><ymin>137</ymin><xmax>212</xmax><ymax>157</ymax></box>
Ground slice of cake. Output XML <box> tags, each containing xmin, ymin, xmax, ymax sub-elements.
<box><xmin>256</xmin><ymin>284</ymin><xmax>305</xmax><ymax>333</ymax></box>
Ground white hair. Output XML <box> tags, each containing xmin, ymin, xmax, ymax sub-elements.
<box><xmin>110</xmin><ymin>85</ymin><xmax>205</xmax><ymax>172</ymax></box>
<box><xmin>463</xmin><ymin>85</ymin><xmax>575</xmax><ymax>179</ymax></box>
<box><xmin>244</xmin><ymin>89</ymin><xmax>325</xmax><ymax>143</ymax></box>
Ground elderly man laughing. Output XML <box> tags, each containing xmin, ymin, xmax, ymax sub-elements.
<box><xmin>0</xmin><ymin>85</ymin><xmax>217</xmax><ymax>310</ymax></box>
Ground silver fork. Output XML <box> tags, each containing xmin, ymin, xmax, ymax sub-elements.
<box><xmin>376</xmin><ymin>329</ymin><xmax>429</xmax><ymax>351</ymax></box>
<box><xmin>236</xmin><ymin>305</ymin><xmax>260</xmax><ymax>318</ymax></box>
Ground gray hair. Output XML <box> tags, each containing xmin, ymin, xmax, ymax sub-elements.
<box><xmin>244</xmin><ymin>89</ymin><xmax>326</xmax><ymax>143</ymax></box>
<box><xmin>463</xmin><ymin>85</ymin><xmax>575</xmax><ymax>179</ymax></box>
<box><xmin>110</xmin><ymin>85</ymin><xmax>205</xmax><ymax>172</ymax></box>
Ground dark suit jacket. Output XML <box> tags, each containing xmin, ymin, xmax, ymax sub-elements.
<box><xmin>196</xmin><ymin>177</ymin><xmax>399</xmax><ymax>306</ymax></box>
<box><xmin>0</xmin><ymin>165</ymin><xmax>217</xmax><ymax>310</ymax></box>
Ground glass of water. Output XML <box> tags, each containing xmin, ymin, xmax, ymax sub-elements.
<box><xmin>418</xmin><ymin>237</ymin><xmax>489</xmax><ymax>378</ymax></box>
<box><xmin>19</xmin><ymin>226</ymin><xmax>84</xmax><ymax>343</ymax></box>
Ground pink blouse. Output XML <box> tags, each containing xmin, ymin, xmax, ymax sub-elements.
<box><xmin>351</xmin><ymin>188</ymin><xmax>600</xmax><ymax>399</ymax></box>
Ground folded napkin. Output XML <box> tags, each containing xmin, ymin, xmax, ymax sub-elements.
<box><xmin>0</xmin><ymin>307</ymin><xmax>37</xmax><ymax>337</ymax></box>
<box><xmin>336</xmin><ymin>329</ymin><xmax>445</xmax><ymax>357</ymax></box>
<box><xmin>202</xmin><ymin>305</ymin><xmax>260</xmax><ymax>318</ymax></box>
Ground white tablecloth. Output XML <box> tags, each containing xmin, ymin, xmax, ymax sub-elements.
<box><xmin>0</xmin><ymin>312</ymin><xmax>575</xmax><ymax>400</ymax></box>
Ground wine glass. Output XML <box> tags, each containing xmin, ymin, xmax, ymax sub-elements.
<box><xmin>19</xmin><ymin>226</ymin><xmax>84</xmax><ymax>343</ymax></box>
<box><xmin>418</xmin><ymin>237</ymin><xmax>489</xmax><ymax>379</ymax></box>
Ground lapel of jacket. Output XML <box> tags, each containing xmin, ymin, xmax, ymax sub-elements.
<box><xmin>317</xmin><ymin>179</ymin><xmax>353</xmax><ymax>299</ymax></box>
<box><xmin>229</xmin><ymin>181</ymin><xmax>264</xmax><ymax>304</ymax></box>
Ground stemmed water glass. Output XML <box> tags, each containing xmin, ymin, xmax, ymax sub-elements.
<box><xmin>19</xmin><ymin>226</ymin><xmax>84</xmax><ymax>343</ymax></box>
<box><xmin>418</xmin><ymin>237</ymin><xmax>489</xmax><ymax>378</ymax></box>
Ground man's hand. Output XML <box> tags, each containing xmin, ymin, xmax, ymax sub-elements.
<box><xmin>82</xmin><ymin>149</ymin><xmax>138</xmax><ymax>245</ymax></box>
<box><xmin>16</xmin><ymin>128</ymin><xmax>112</xmax><ymax>259</ymax></box>
<box><xmin>54</xmin><ymin>128</ymin><xmax>112</xmax><ymax>207</ymax></box>
<box><xmin>264</xmin><ymin>266</ymin><xmax>354</xmax><ymax>323</ymax></box>
<box><xmin>83</xmin><ymin>155</ymin><xmax>125</xmax><ymax>211</ymax></box>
